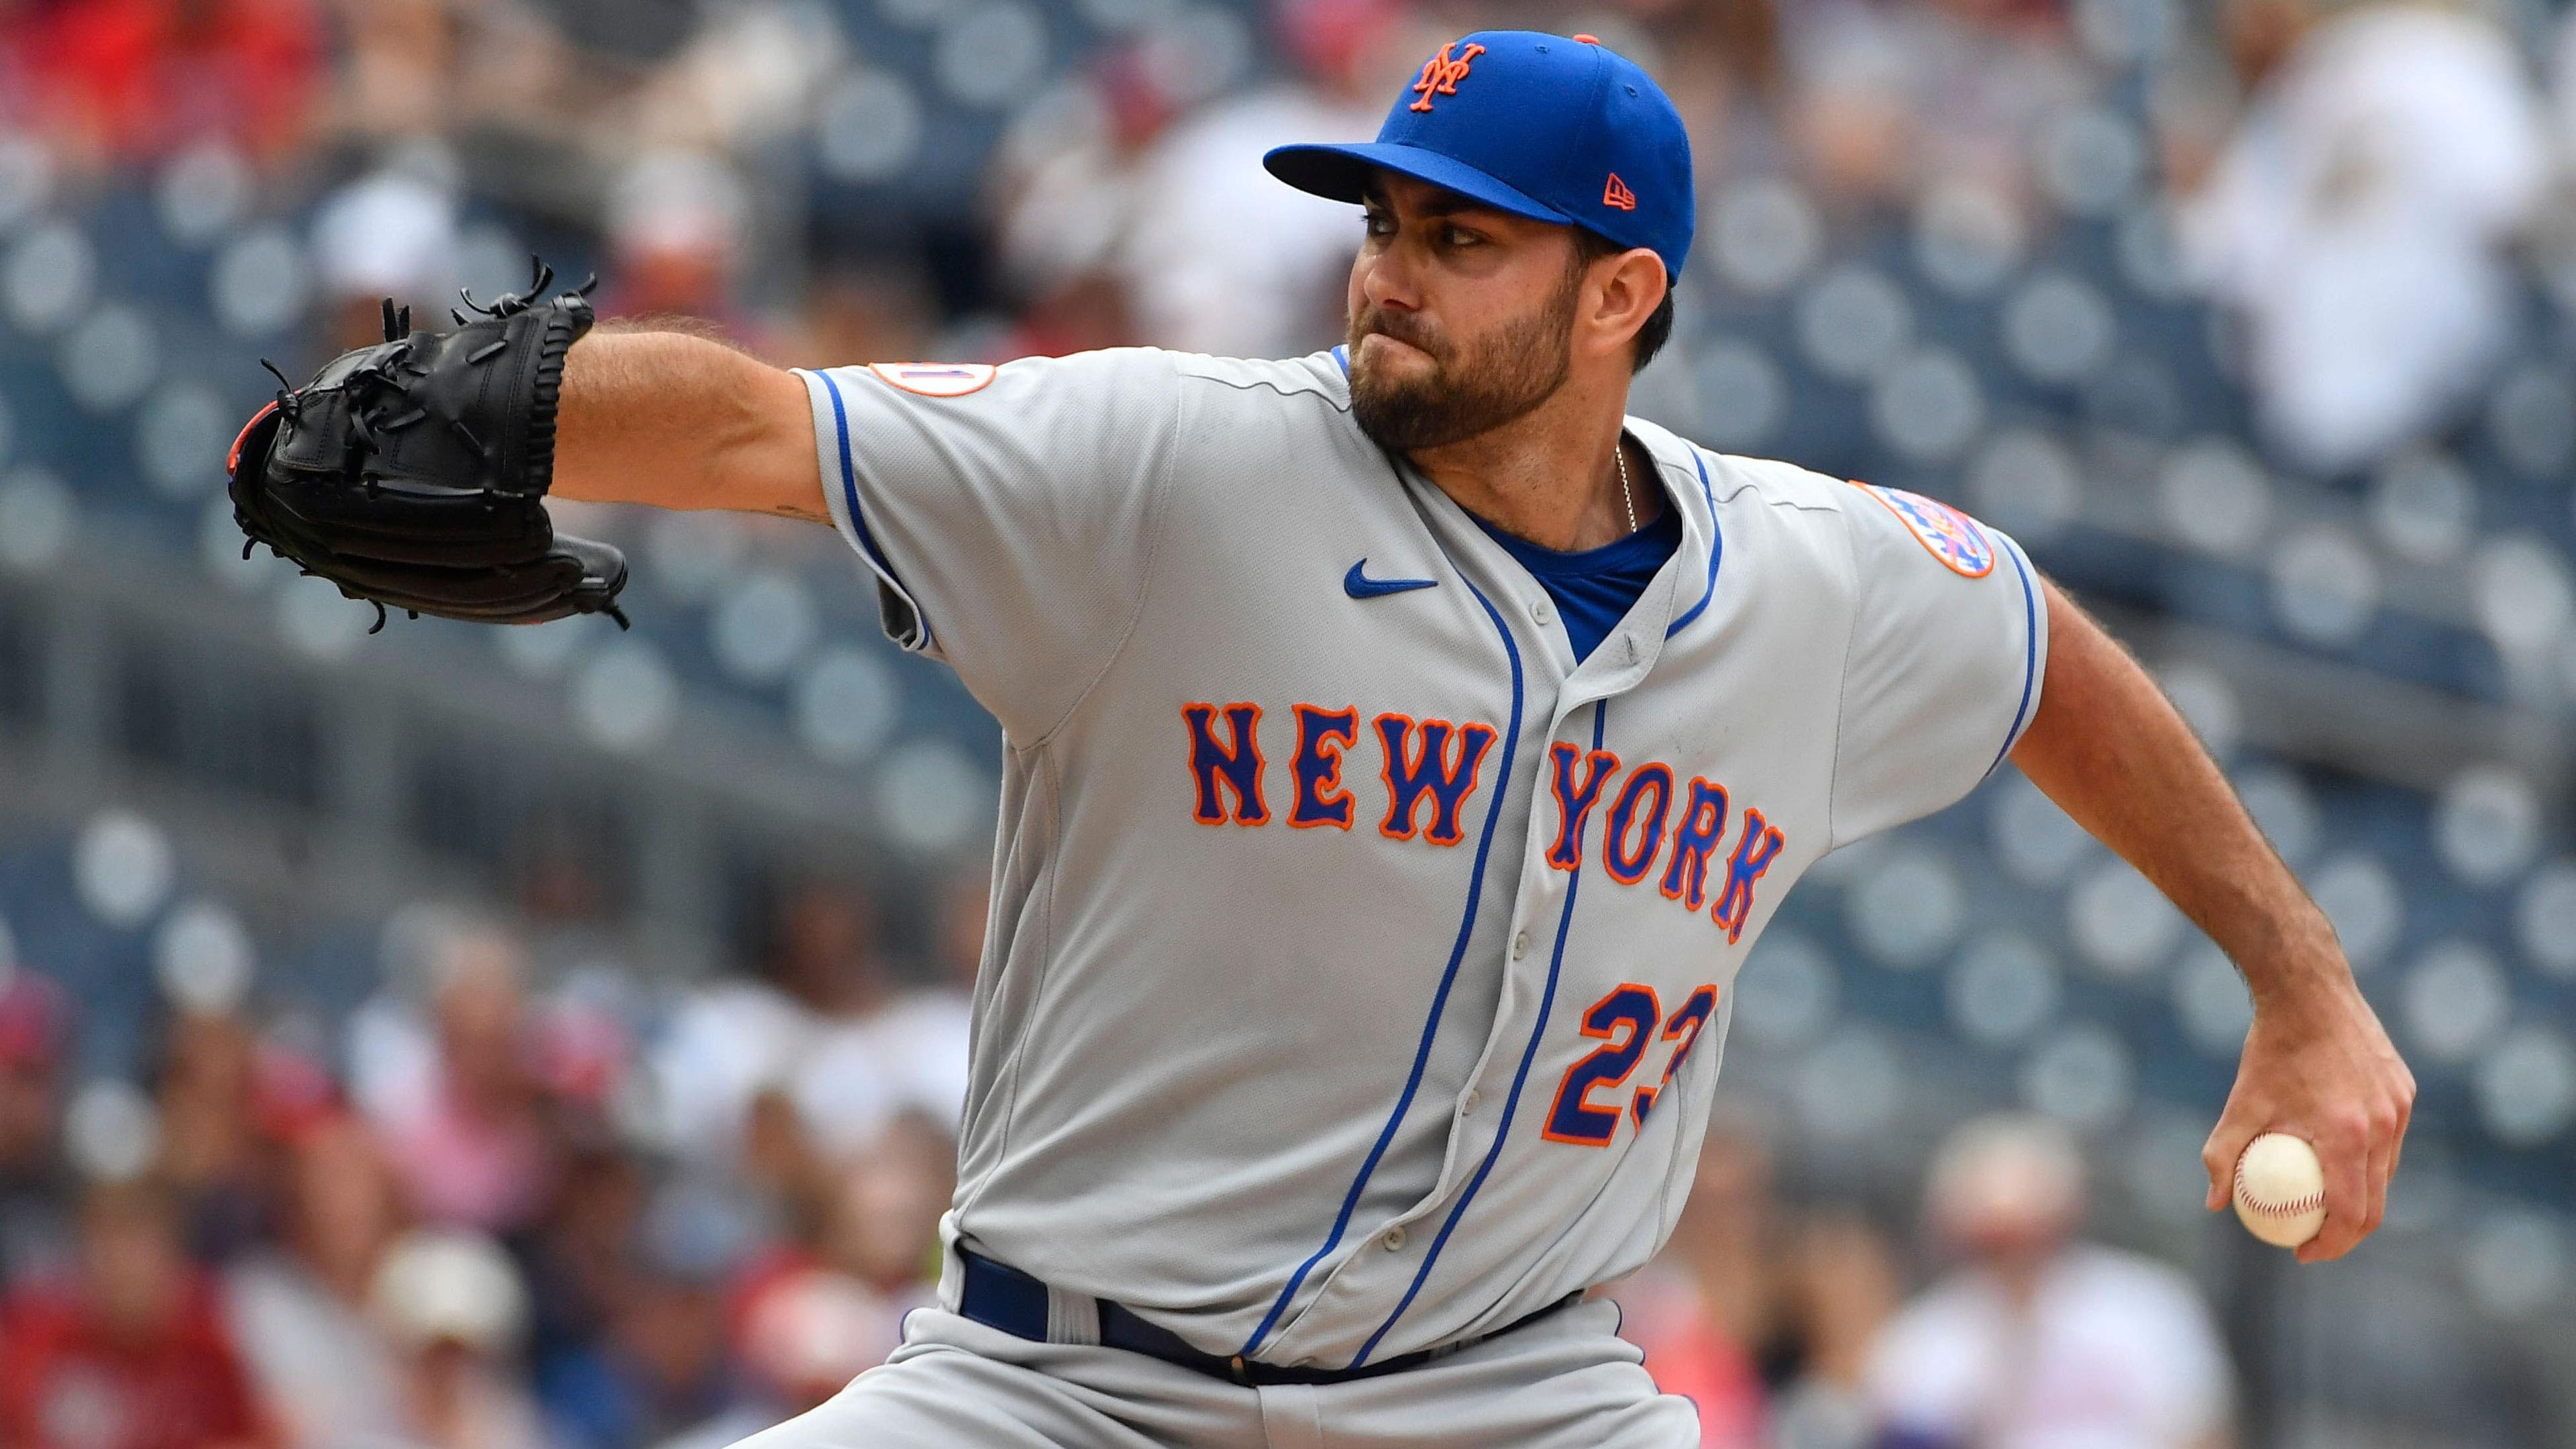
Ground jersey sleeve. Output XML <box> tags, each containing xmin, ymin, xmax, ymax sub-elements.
<box><xmin>795</xmin><ymin>350</ymin><xmax>1181</xmax><ymax>741</ymax></box>
<box><xmin>1828</xmin><ymin>482</ymin><xmax>2046</xmax><ymax>849</ymax></box>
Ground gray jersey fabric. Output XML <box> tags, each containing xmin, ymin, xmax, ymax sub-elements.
<box><xmin>794</xmin><ymin>348</ymin><xmax>2045</xmax><ymax>1372</ymax></box>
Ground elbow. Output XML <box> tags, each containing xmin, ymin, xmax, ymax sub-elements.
<box><xmin>713</xmin><ymin>362</ymin><xmax>828</xmax><ymax>520</ymax></box>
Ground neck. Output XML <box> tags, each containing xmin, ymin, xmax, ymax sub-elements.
<box><xmin>1405</xmin><ymin>370</ymin><xmax>1658</xmax><ymax>552</ymax></box>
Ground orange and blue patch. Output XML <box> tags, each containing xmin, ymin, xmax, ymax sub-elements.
<box><xmin>1851</xmin><ymin>481</ymin><xmax>1996</xmax><ymax>578</ymax></box>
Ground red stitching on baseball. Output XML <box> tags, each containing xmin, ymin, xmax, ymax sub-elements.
<box><xmin>2235</xmin><ymin>1159</ymin><xmax>2324</xmax><ymax>1215</ymax></box>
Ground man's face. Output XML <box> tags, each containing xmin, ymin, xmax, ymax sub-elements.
<box><xmin>1345</xmin><ymin>172</ymin><xmax>1587</xmax><ymax>452</ymax></box>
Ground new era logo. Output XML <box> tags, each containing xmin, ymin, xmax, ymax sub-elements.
<box><xmin>1603</xmin><ymin>174</ymin><xmax>1638</xmax><ymax>211</ymax></box>
<box><xmin>1409</xmin><ymin>41</ymin><xmax>1485</xmax><ymax>112</ymax></box>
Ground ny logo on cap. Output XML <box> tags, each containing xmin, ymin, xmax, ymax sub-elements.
<box><xmin>1409</xmin><ymin>41</ymin><xmax>1486</xmax><ymax>112</ymax></box>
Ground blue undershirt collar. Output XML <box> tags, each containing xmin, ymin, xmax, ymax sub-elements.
<box><xmin>1470</xmin><ymin>504</ymin><xmax>1684</xmax><ymax>663</ymax></box>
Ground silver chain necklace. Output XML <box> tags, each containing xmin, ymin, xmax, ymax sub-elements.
<box><xmin>1616</xmin><ymin>441</ymin><xmax>1638</xmax><ymax>535</ymax></box>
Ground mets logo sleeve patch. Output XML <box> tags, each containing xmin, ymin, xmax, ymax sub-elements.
<box><xmin>1849</xmin><ymin>481</ymin><xmax>1996</xmax><ymax>578</ymax></box>
<box><xmin>1823</xmin><ymin>472</ymin><xmax>2043</xmax><ymax>848</ymax></box>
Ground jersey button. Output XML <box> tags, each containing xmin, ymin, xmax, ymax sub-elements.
<box><xmin>1531</xmin><ymin>598</ymin><xmax>1554</xmax><ymax>625</ymax></box>
<box><xmin>1511</xmin><ymin>930</ymin><xmax>1530</xmax><ymax>959</ymax></box>
<box><xmin>1461</xmin><ymin>1089</ymin><xmax>1481</xmax><ymax>1115</ymax></box>
<box><xmin>1383</xmin><ymin>1226</ymin><xmax>1407</xmax><ymax>1251</ymax></box>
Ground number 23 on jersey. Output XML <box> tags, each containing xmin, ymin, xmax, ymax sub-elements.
<box><xmin>1542</xmin><ymin>983</ymin><xmax>1720</xmax><ymax>1147</ymax></box>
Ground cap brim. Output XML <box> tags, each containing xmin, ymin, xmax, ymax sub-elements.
<box><xmin>1263</xmin><ymin>142</ymin><xmax>1572</xmax><ymax>227</ymax></box>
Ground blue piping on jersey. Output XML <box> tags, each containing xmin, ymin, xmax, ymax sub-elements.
<box><xmin>815</xmin><ymin>370</ymin><xmax>930</xmax><ymax>649</ymax></box>
<box><xmin>1664</xmin><ymin>449</ymin><xmax>1723</xmax><ymax>637</ymax></box>
<box><xmin>1332</xmin><ymin>344</ymin><xmax>1350</xmax><ymax>376</ymax></box>
<box><xmin>1351</xmin><ymin>700</ymin><xmax>1605</xmax><ymax>1368</ymax></box>
<box><xmin>1986</xmin><ymin>535</ymin><xmax>2041</xmax><ymax>775</ymax></box>
<box><xmin>1237</xmin><ymin>564</ymin><xmax>1527</xmax><ymax>1359</ymax></box>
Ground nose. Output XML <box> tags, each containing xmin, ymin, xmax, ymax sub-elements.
<box><xmin>1357</xmin><ymin>239</ymin><xmax>1419</xmax><ymax>319</ymax></box>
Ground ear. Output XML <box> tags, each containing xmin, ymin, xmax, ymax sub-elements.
<box><xmin>1579</xmin><ymin>247</ymin><xmax>1669</xmax><ymax>365</ymax></box>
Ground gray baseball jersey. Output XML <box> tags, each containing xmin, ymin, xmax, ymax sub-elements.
<box><xmin>792</xmin><ymin>346</ymin><xmax>2044</xmax><ymax>1372</ymax></box>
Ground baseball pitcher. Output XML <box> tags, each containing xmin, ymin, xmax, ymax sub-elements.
<box><xmin>227</xmin><ymin>32</ymin><xmax>2413</xmax><ymax>1448</ymax></box>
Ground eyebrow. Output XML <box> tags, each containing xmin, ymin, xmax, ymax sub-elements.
<box><xmin>1360</xmin><ymin>183</ymin><xmax>1502</xmax><ymax>221</ymax></box>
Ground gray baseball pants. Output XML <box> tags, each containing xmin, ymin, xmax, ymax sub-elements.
<box><xmin>724</xmin><ymin>1297</ymin><xmax>1697</xmax><ymax>1448</ymax></box>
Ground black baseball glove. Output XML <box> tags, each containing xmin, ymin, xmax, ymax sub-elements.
<box><xmin>227</xmin><ymin>260</ymin><xmax>630</xmax><ymax>632</ymax></box>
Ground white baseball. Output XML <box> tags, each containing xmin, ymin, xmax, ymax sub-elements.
<box><xmin>2233</xmin><ymin>1132</ymin><xmax>2326</xmax><ymax>1248</ymax></box>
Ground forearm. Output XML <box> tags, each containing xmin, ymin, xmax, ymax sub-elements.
<box><xmin>551</xmin><ymin>327</ymin><xmax>827</xmax><ymax>521</ymax></box>
<box><xmin>2011</xmin><ymin>580</ymin><xmax>2410</xmax><ymax>1259</ymax></box>
<box><xmin>2008</xmin><ymin>581</ymin><xmax>2339</xmax><ymax>1000</ymax></box>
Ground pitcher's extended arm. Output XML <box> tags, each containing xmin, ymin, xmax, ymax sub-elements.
<box><xmin>2010</xmin><ymin>579</ymin><xmax>2414</xmax><ymax>1263</ymax></box>
<box><xmin>551</xmin><ymin>328</ymin><xmax>827</xmax><ymax>522</ymax></box>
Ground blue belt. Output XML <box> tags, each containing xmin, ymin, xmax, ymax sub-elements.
<box><xmin>956</xmin><ymin>1248</ymin><xmax>1576</xmax><ymax>1387</ymax></box>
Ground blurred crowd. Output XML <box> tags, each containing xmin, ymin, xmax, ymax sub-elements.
<box><xmin>0</xmin><ymin>862</ymin><xmax>981</xmax><ymax>1449</ymax></box>
<box><xmin>11</xmin><ymin>0</ymin><xmax>2576</xmax><ymax>1445</ymax></box>
<box><xmin>3</xmin><ymin>884</ymin><xmax>2244</xmax><ymax>1449</ymax></box>
<box><xmin>1</xmin><ymin>0</ymin><xmax>2569</xmax><ymax>483</ymax></box>
<box><xmin>1613</xmin><ymin>1113</ymin><xmax>2235</xmax><ymax>1449</ymax></box>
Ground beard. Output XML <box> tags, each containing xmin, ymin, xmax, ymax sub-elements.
<box><xmin>1346</xmin><ymin>272</ymin><xmax>1578</xmax><ymax>452</ymax></box>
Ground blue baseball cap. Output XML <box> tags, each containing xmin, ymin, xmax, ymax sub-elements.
<box><xmin>1265</xmin><ymin>30</ymin><xmax>1695</xmax><ymax>281</ymax></box>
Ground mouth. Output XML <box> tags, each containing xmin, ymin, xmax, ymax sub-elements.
<box><xmin>1357</xmin><ymin>331</ymin><xmax>1435</xmax><ymax>365</ymax></box>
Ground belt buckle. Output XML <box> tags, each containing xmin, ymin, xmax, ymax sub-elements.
<box><xmin>1227</xmin><ymin>1353</ymin><xmax>1254</xmax><ymax>1386</ymax></box>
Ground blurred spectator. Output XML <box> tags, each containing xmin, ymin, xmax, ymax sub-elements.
<box><xmin>988</xmin><ymin>44</ymin><xmax>1170</xmax><ymax>357</ymax></box>
<box><xmin>372</xmin><ymin>1228</ymin><xmax>551</xmax><ymax>1449</ymax></box>
<box><xmin>151</xmin><ymin>1008</ymin><xmax>268</xmax><ymax>1263</ymax></box>
<box><xmin>722</xmin><ymin>1111</ymin><xmax>947</xmax><ymax>1413</ymax></box>
<box><xmin>532</xmin><ymin>0</ymin><xmax>694</xmax><ymax>70</ymax></box>
<box><xmin>2182</xmin><ymin>0</ymin><xmax>2546</xmax><ymax>476</ymax></box>
<box><xmin>816</xmin><ymin>1114</ymin><xmax>949</xmax><ymax>1309</ymax></box>
<box><xmin>318</xmin><ymin>0</ymin><xmax>452</xmax><ymax>141</ymax></box>
<box><xmin>1617</xmin><ymin>1112</ymin><xmax>1899</xmax><ymax>1449</ymax></box>
<box><xmin>1784</xmin><ymin>0</ymin><xmax>2090</xmax><ymax>217</ymax></box>
<box><xmin>309</xmin><ymin>150</ymin><xmax>465</xmax><ymax>356</ymax></box>
<box><xmin>0</xmin><ymin>964</ymin><xmax>72</xmax><ymax>1296</ymax></box>
<box><xmin>362</xmin><ymin>926</ymin><xmax>556</xmax><ymax>1235</ymax></box>
<box><xmin>1608</xmin><ymin>1124</ymin><xmax>1770</xmax><ymax>1448</ymax></box>
<box><xmin>1107</xmin><ymin>0</ymin><xmax>1415</xmax><ymax>357</ymax></box>
<box><xmin>0</xmin><ymin>1178</ymin><xmax>272</xmax><ymax>1449</ymax></box>
<box><xmin>843</xmin><ymin>868</ymin><xmax>986</xmax><ymax>1139</ymax></box>
<box><xmin>622</xmin><ymin>0</ymin><xmax>843</xmax><ymax>155</ymax></box>
<box><xmin>664</xmin><ymin>1268</ymin><xmax>896</xmax><ymax>1449</ymax></box>
<box><xmin>1778</xmin><ymin>1214</ymin><xmax>1906</xmax><ymax>1449</ymax></box>
<box><xmin>537</xmin><ymin>1181</ymin><xmax>751</xmax><ymax>1449</ymax></box>
<box><xmin>223</xmin><ymin>1116</ymin><xmax>409</xmax><ymax>1449</ymax></box>
<box><xmin>1616</xmin><ymin>0</ymin><xmax>1791</xmax><ymax>180</ymax></box>
<box><xmin>655</xmin><ymin>881</ymin><xmax>898</xmax><ymax>1171</ymax></box>
<box><xmin>508</xmin><ymin>819</ymin><xmax>649</xmax><ymax>995</ymax></box>
<box><xmin>788</xmin><ymin>264</ymin><xmax>938</xmax><ymax>373</ymax></box>
<box><xmin>0</xmin><ymin>0</ymin><xmax>321</xmax><ymax>168</ymax></box>
<box><xmin>1865</xmin><ymin>1114</ymin><xmax>2235</xmax><ymax>1449</ymax></box>
<box><xmin>738</xmin><ymin>1087</ymin><xmax>820</xmax><ymax>1226</ymax></box>
<box><xmin>522</xmin><ymin>1140</ymin><xmax>647</xmax><ymax>1407</ymax></box>
<box><xmin>600</xmin><ymin>150</ymin><xmax>762</xmax><ymax>342</ymax></box>
<box><xmin>792</xmin><ymin>883</ymin><xmax>970</xmax><ymax>1158</ymax></box>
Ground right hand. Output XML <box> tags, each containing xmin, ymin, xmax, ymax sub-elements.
<box><xmin>2201</xmin><ymin>963</ymin><xmax>2414</xmax><ymax>1263</ymax></box>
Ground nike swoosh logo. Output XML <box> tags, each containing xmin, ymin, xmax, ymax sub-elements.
<box><xmin>1345</xmin><ymin>560</ymin><xmax>1440</xmax><ymax>598</ymax></box>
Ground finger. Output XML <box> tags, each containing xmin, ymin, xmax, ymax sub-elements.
<box><xmin>2202</xmin><ymin>1105</ymin><xmax>2261</xmax><ymax>1212</ymax></box>
<box><xmin>2361</xmin><ymin>1113</ymin><xmax>2393</xmax><ymax>1240</ymax></box>
<box><xmin>2298</xmin><ymin>1116</ymin><xmax>2371</xmax><ymax>1263</ymax></box>
<box><xmin>2387</xmin><ymin>1070</ymin><xmax>2416</xmax><ymax>1179</ymax></box>
<box><xmin>2370</xmin><ymin>1075</ymin><xmax>2418</xmax><ymax>1233</ymax></box>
